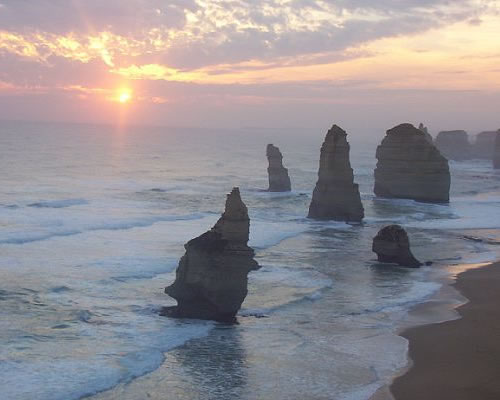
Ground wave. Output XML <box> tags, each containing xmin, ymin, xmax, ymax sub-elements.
<box><xmin>0</xmin><ymin>213</ymin><xmax>209</xmax><ymax>245</ymax></box>
<box><xmin>27</xmin><ymin>198</ymin><xmax>89</xmax><ymax>208</ymax></box>
<box><xmin>0</xmin><ymin>319</ymin><xmax>214</xmax><ymax>400</ymax></box>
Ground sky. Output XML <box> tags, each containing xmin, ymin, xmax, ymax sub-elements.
<box><xmin>0</xmin><ymin>0</ymin><xmax>499</xmax><ymax>136</ymax></box>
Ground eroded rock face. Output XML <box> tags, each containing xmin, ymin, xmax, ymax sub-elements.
<box><xmin>374</xmin><ymin>123</ymin><xmax>450</xmax><ymax>203</ymax></box>
<box><xmin>493</xmin><ymin>131</ymin><xmax>500</xmax><ymax>169</ymax></box>
<box><xmin>372</xmin><ymin>225</ymin><xmax>422</xmax><ymax>268</ymax></box>
<box><xmin>435</xmin><ymin>130</ymin><xmax>471</xmax><ymax>161</ymax></box>
<box><xmin>472</xmin><ymin>131</ymin><xmax>498</xmax><ymax>159</ymax></box>
<box><xmin>164</xmin><ymin>188</ymin><xmax>259</xmax><ymax>321</ymax></box>
<box><xmin>266</xmin><ymin>144</ymin><xmax>291</xmax><ymax>192</ymax></box>
<box><xmin>308</xmin><ymin>125</ymin><xmax>364</xmax><ymax>222</ymax></box>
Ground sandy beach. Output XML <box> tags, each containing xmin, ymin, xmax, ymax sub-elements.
<box><xmin>391</xmin><ymin>261</ymin><xmax>500</xmax><ymax>400</ymax></box>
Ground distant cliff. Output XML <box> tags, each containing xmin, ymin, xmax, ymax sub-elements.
<box><xmin>435</xmin><ymin>130</ymin><xmax>471</xmax><ymax>161</ymax></box>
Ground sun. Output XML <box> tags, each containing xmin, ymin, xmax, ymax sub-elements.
<box><xmin>118</xmin><ymin>90</ymin><xmax>132</xmax><ymax>104</ymax></box>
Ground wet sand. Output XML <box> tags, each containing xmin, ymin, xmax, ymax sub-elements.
<box><xmin>391</xmin><ymin>262</ymin><xmax>500</xmax><ymax>400</ymax></box>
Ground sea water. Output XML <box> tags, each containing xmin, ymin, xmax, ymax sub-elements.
<box><xmin>1</xmin><ymin>120</ymin><xmax>499</xmax><ymax>400</ymax></box>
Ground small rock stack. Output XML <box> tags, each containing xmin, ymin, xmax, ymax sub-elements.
<box><xmin>266</xmin><ymin>144</ymin><xmax>291</xmax><ymax>192</ymax></box>
<box><xmin>418</xmin><ymin>123</ymin><xmax>433</xmax><ymax>143</ymax></box>
<box><xmin>308</xmin><ymin>125</ymin><xmax>364</xmax><ymax>222</ymax></box>
<box><xmin>372</xmin><ymin>225</ymin><xmax>422</xmax><ymax>268</ymax></box>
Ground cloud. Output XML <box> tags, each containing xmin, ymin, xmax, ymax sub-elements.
<box><xmin>0</xmin><ymin>0</ymin><xmax>493</xmax><ymax>71</ymax></box>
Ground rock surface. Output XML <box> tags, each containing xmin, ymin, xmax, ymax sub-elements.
<box><xmin>308</xmin><ymin>125</ymin><xmax>364</xmax><ymax>222</ymax></box>
<box><xmin>164</xmin><ymin>188</ymin><xmax>259</xmax><ymax>321</ymax></box>
<box><xmin>266</xmin><ymin>144</ymin><xmax>291</xmax><ymax>192</ymax></box>
<box><xmin>494</xmin><ymin>131</ymin><xmax>500</xmax><ymax>169</ymax></box>
<box><xmin>372</xmin><ymin>225</ymin><xmax>422</xmax><ymax>268</ymax></box>
<box><xmin>418</xmin><ymin>123</ymin><xmax>433</xmax><ymax>143</ymax></box>
<box><xmin>374</xmin><ymin>123</ymin><xmax>450</xmax><ymax>203</ymax></box>
<box><xmin>471</xmin><ymin>131</ymin><xmax>498</xmax><ymax>159</ymax></box>
<box><xmin>435</xmin><ymin>130</ymin><xmax>471</xmax><ymax>160</ymax></box>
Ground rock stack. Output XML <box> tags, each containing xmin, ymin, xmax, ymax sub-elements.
<box><xmin>471</xmin><ymin>131</ymin><xmax>498</xmax><ymax>159</ymax></box>
<box><xmin>372</xmin><ymin>225</ymin><xmax>422</xmax><ymax>268</ymax></box>
<box><xmin>308</xmin><ymin>125</ymin><xmax>364</xmax><ymax>222</ymax></box>
<box><xmin>418</xmin><ymin>123</ymin><xmax>433</xmax><ymax>143</ymax></box>
<box><xmin>435</xmin><ymin>130</ymin><xmax>471</xmax><ymax>160</ymax></box>
<box><xmin>494</xmin><ymin>131</ymin><xmax>500</xmax><ymax>169</ymax></box>
<box><xmin>164</xmin><ymin>188</ymin><xmax>259</xmax><ymax>321</ymax></box>
<box><xmin>374</xmin><ymin>123</ymin><xmax>450</xmax><ymax>203</ymax></box>
<box><xmin>266</xmin><ymin>144</ymin><xmax>291</xmax><ymax>192</ymax></box>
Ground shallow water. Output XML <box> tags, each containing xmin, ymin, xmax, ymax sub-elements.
<box><xmin>1</xmin><ymin>120</ymin><xmax>500</xmax><ymax>400</ymax></box>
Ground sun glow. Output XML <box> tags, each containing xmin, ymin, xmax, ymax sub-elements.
<box><xmin>118</xmin><ymin>90</ymin><xmax>131</xmax><ymax>103</ymax></box>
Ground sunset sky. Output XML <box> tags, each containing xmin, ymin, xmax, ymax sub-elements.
<box><xmin>0</xmin><ymin>0</ymin><xmax>499</xmax><ymax>135</ymax></box>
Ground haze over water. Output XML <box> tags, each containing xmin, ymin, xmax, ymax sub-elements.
<box><xmin>1</xmin><ymin>120</ymin><xmax>500</xmax><ymax>400</ymax></box>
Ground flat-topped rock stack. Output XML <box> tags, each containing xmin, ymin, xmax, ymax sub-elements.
<box><xmin>374</xmin><ymin>123</ymin><xmax>450</xmax><ymax>203</ymax></box>
<box><xmin>472</xmin><ymin>131</ymin><xmax>498</xmax><ymax>159</ymax></box>
<box><xmin>435</xmin><ymin>130</ymin><xmax>471</xmax><ymax>161</ymax></box>
<box><xmin>163</xmin><ymin>188</ymin><xmax>259</xmax><ymax>321</ymax></box>
<box><xmin>266</xmin><ymin>144</ymin><xmax>291</xmax><ymax>192</ymax></box>
<box><xmin>372</xmin><ymin>225</ymin><xmax>422</xmax><ymax>268</ymax></box>
<box><xmin>494</xmin><ymin>131</ymin><xmax>500</xmax><ymax>169</ymax></box>
<box><xmin>308</xmin><ymin>125</ymin><xmax>364</xmax><ymax>222</ymax></box>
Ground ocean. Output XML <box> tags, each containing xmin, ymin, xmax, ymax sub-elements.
<box><xmin>1</xmin><ymin>120</ymin><xmax>499</xmax><ymax>400</ymax></box>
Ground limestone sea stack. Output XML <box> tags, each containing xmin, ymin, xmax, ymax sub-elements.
<box><xmin>308</xmin><ymin>125</ymin><xmax>364</xmax><ymax>222</ymax></box>
<box><xmin>266</xmin><ymin>144</ymin><xmax>291</xmax><ymax>192</ymax></box>
<box><xmin>435</xmin><ymin>130</ymin><xmax>471</xmax><ymax>160</ymax></box>
<box><xmin>471</xmin><ymin>131</ymin><xmax>498</xmax><ymax>159</ymax></box>
<box><xmin>372</xmin><ymin>225</ymin><xmax>422</xmax><ymax>268</ymax></box>
<box><xmin>374</xmin><ymin>123</ymin><xmax>450</xmax><ymax>203</ymax></box>
<box><xmin>493</xmin><ymin>131</ymin><xmax>500</xmax><ymax>169</ymax></box>
<box><xmin>164</xmin><ymin>188</ymin><xmax>259</xmax><ymax>321</ymax></box>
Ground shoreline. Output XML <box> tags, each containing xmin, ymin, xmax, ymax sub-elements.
<box><xmin>389</xmin><ymin>261</ymin><xmax>500</xmax><ymax>400</ymax></box>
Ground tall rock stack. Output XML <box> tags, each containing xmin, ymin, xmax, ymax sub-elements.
<box><xmin>374</xmin><ymin>123</ymin><xmax>450</xmax><ymax>203</ymax></box>
<box><xmin>308</xmin><ymin>125</ymin><xmax>364</xmax><ymax>222</ymax></box>
<box><xmin>435</xmin><ymin>130</ymin><xmax>471</xmax><ymax>160</ymax></box>
<box><xmin>493</xmin><ymin>131</ymin><xmax>500</xmax><ymax>169</ymax></box>
<box><xmin>266</xmin><ymin>144</ymin><xmax>291</xmax><ymax>192</ymax></box>
<box><xmin>164</xmin><ymin>188</ymin><xmax>259</xmax><ymax>321</ymax></box>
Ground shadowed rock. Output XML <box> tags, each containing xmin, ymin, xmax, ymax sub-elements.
<box><xmin>372</xmin><ymin>225</ymin><xmax>422</xmax><ymax>268</ymax></box>
<box><xmin>472</xmin><ymin>131</ymin><xmax>498</xmax><ymax>159</ymax></box>
<box><xmin>435</xmin><ymin>130</ymin><xmax>471</xmax><ymax>161</ymax></box>
<box><xmin>494</xmin><ymin>131</ymin><xmax>500</xmax><ymax>169</ymax></box>
<box><xmin>308</xmin><ymin>124</ymin><xmax>364</xmax><ymax>222</ymax></box>
<box><xmin>266</xmin><ymin>144</ymin><xmax>291</xmax><ymax>192</ymax></box>
<box><xmin>418</xmin><ymin>123</ymin><xmax>433</xmax><ymax>143</ymax></box>
<box><xmin>374</xmin><ymin>123</ymin><xmax>450</xmax><ymax>203</ymax></box>
<box><xmin>163</xmin><ymin>188</ymin><xmax>259</xmax><ymax>322</ymax></box>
